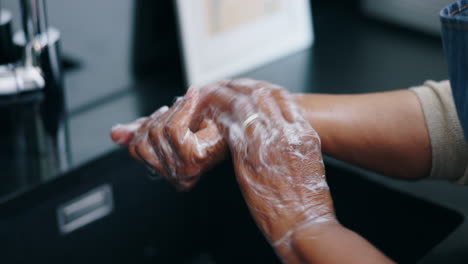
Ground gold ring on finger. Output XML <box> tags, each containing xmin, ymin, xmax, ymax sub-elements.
<box><xmin>242</xmin><ymin>113</ymin><xmax>260</xmax><ymax>130</ymax></box>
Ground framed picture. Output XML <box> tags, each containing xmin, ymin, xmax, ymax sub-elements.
<box><xmin>175</xmin><ymin>0</ymin><xmax>314</xmax><ymax>86</ymax></box>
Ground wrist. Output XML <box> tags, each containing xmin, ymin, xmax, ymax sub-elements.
<box><xmin>271</xmin><ymin>216</ymin><xmax>339</xmax><ymax>264</ymax></box>
<box><xmin>266</xmin><ymin>191</ymin><xmax>335</xmax><ymax>242</ymax></box>
<box><xmin>289</xmin><ymin>220</ymin><xmax>343</xmax><ymax>260</ymax></box>
<box><xmin>269</xmin><ymin>210</ymin><xmax>337</xmax><ymax>249</ymax></box>
<box><xmin>291</xmin><ymin>220</ymin><xmax>342</xmax><ymax>244</ymax></box>
<box><xmin>293</xmin><ymin>93</ymin><xmax>337</xmax><ymax>155</ymax></box>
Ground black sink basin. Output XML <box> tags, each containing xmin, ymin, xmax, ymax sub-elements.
<box><xmin>0</xmin><ymin>149</ymin><xmax>462</xmax><ymax>264</ymax></box>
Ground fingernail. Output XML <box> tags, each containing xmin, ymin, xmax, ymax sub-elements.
<box><xmin>112</xmin><ymin>123</ymin><xmax>140</xmax><ymax>133</ymax></box>
<box><xmin>150</xmin><ymin>106</ymin><xmax>169</xmax><ymax>118</ymax></box>
<box><xmin>174</xmin><ymin>96</ymin><xmax>183</xmax><ymax>103</ymax></box>
<box><xmin>111</xmin><ymin>123</ymin><xmax>124</xmax><ymax>131</ymax></box>
<box><xmin>115</xmin><ymin>136</ymin><xmax>129</xmax><ymax>145</ymax></box>
<box><xmin>110</xmin><ymin>125</ymin><xmax>131</xmax><ymax>145</ymax></box>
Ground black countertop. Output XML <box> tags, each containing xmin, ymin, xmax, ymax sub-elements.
<box><xmin>1</xmin><ymin>1</ymin><xmax>467</xmax><ymax>263</ymax></box>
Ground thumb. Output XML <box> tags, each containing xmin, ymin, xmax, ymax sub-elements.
<box><xmin>110</xmin><ymin>118</ymin><xmax>145</xmax><ymax>145</ymax></box>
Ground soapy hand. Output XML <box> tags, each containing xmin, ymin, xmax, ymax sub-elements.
<box><xmin>110</xmin><ymin>79</ymin><xmax>285</xmax><ymax>190</ymax></box>
<box><xmin>110</xmin><ymin>86</ymin><xmax>227</xmax><ymax>191</ymax></box>
<box><xmin>111</xmin><ymin>79</ymin><xmax>336</xmax><ymax>261</ymax></box>
<box><xmin>200</xmin><ymin>82</ymin><xmax>336</xmax><ymax>261</ymax></box>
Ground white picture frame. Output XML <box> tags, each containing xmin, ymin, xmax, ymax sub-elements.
<box><xmin>175</xmin><ymin>0</ymin><xmax>314</xmax><ymax>86</ymax></box>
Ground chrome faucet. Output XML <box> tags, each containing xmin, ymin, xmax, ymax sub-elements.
<box><xmin>0</xmin><ymin>0</ymin><xmax>69</xmax><ymax>197</ymax></box>
<box><xmin>0</xmin><ymin>0</ymin><xmax>50</xmax><ymax>95</ymax></box>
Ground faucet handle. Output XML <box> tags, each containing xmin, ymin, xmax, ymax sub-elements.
<box><xmin>0</xmin><ymin>65</ymin><xmax>45</xmax><ymax>96</ymax></box>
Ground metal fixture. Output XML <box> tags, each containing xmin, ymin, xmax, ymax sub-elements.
<box><xmin>0</xmin><ymin>0</ymin><xmax>69</xmax><ymax>199</ymax></box>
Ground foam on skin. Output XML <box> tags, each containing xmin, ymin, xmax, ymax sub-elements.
<box><xmin>123</xmin><ymin>87</ymin><xmax>226</xmax><ymax>190</ymax></box>
<box><xmin>206</xmin><ymin>84</ymin><xmax>335</xmax><ymax>261</ymax></box>
<box><xmin>114</xmin><ymin>79</ymin><xmax>336</xmax><ymax>262</ymax></box>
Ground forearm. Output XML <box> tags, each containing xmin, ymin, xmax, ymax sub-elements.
<box><xmin>294</xmin><ymin>90</ymin><xmax>431</xmax><ymax>180</ymax></box>
<box><xmin>288</xmin><ymin>222</ymin><xmax>395</xmax><ymax>264</ymax></box>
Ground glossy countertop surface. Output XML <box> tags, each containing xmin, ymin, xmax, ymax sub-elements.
<box><xmin>1</xmin><ymin>1</ymin><xmax>467</xmax><ymax>262</ymax></box>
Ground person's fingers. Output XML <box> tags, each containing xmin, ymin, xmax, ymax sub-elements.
<box><xmin>195</xmin><ymin>119</ymin><xmax>221</xmax><ymax>142</ymax></box>
<box><xmin>217</xmin><ymin>79</ymin><xmax>231</xmax><ymax>86</ymax></box>
<box><xmin>174</xmin><ymin>176</ymin><xmax>200</xmax><ymax>192</ymax></box>
<box><xmin>128</xmin><ymin>138</ymin><xmax>142</xmax><ymax>162</ymax></box>
<box><xmin>135</xmin><ymin>134</ymin><xmax>168</xmax><ymax>177</ymax></box>
<box><xmin>223</xmin><ymin>79</ymin><xmax>289</xmax><ymax>123</ymax></box>
<box><xmin>110</xmin><ymin>118</ymin><xmax>146</xmax><ymax>146</ymax></box>
<box><xmin>167</xmin><ymin>87</ymin><xmax>199</xmax><ymax>128</ymax></box>
<box><xmin>225</xmin><ymin>78</ymin><xmax>259</xmax><ymax>94</ymax></box>
<box><xmin>251</xmin><ymin>88</ymin><xmax>285</xmax><ymax>122</ymax></box>
<box><xmin>148</xmin><ymin>123</ymin><xmax>177</xmax><ymax>179</ymax></box>
<box><xmin>164</xmin><ymin>87</ymin><xmax>202</xmax><ymax>163</ymax></box>
<box><xmin>201</xmin><ymin>85</ymin><xmax>252</xmax><ymax>122</ymax></box>
<box><xmin>201</xmin><ymin>85</ymin><xmax>266</xmax><ymax>142</ymax></box>
<box><xmin>110</xmin><ymin>105</ymin><xmax>169</xmax><ymax>146</ymax></box>
<box><xmin>193</xmin><ymin>119</ymin><xmax>227</xmax><ymax>160</ymax></box>
<box><xmin>147</xmin><ymin>107</ymin><xmax>176</xmax><ymax>178</ymax></box>
<box><xmin>116</xmin><ymin>106</ymin><xmax>170</xmax><ymax>166</ymax></box>
<box><xmin>136</xmin><ymin>106</ymin><xmax>169</xmax><ymax>135</ymax></box>
<box><xmin>226</xmin><ymin>79</ymin><xmax>280</xmax><ymax>94</ymax></box>
<box><xmin>151</xmin><ymin>106</ymin><xmax>170</xmax><ymax>118</ymax></box>
<box><xmin>271</xmin><ymin>89</ymin><xmax>306</xmax><ymax>124</ymax></box>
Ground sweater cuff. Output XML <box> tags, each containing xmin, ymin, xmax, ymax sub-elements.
<box><xmin>409</xmin><ymin>80</ymin><xmax>468</xmax><ymax>183</ymax></box>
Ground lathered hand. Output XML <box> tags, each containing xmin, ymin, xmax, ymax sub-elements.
<box><xmin>111</xmin><ymin>87</ymin><xmax>227</xmax><ymax>190</ymax></box>
<box><xmin>111</xmin><ymin>79</ymin><xmax>286</xmax><ymax>190</ymax></box>
<box><xmin>111</xmin><ymin>79</ymin><xmax>398</xmax><ymax>264</ymax></box>
<box><xmin>201</xmin><ymin>83</ymin><xmax>336</xmax><ymax>263</ymax></box>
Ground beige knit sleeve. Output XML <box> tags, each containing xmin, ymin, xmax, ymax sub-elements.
<box><xmin>410</xmin><ymin>80</ymin><xmax>468</xmax><ymax>184</ymax></box>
